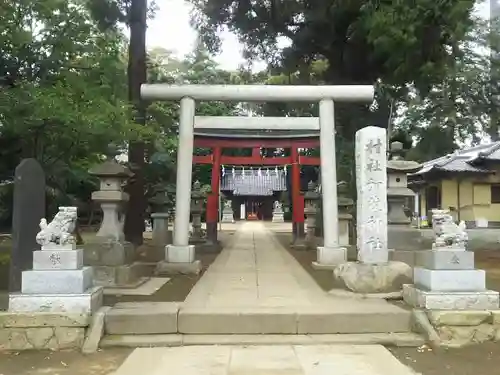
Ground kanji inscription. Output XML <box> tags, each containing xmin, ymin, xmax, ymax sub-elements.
<box><xmin>355</xmin><ymin>126</ymin><xmax>388</xmax><ymax>264</ymax></box>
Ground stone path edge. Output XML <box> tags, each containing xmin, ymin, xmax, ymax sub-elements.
<box><xmin>103</xmin><ymin>302</ymin><xmax>413</xmax><ymax>335</ymax></box>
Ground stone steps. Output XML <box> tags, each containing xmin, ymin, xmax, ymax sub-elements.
<box><xmin>103</xmin><ymin>302</ymin><xmax>413</xmax><ymax>335</ymax></box>
<box><xmin>100</xmin><ymin>332</ymin><xmax>425</xmax><ymax>348</ymax></box>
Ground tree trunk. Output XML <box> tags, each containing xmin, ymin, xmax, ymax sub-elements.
<box><xmin>124</xmin><ymin>0</ymin><xmax>147</xmax><ymax>246</ymax></box>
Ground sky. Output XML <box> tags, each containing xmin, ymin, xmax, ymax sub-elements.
<box><xmin>147</xmin><ymin>0</ymin><xmax>493</xmax><ymax>72</ymax></box>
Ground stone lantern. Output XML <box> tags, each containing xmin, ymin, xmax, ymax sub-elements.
<box><xmin>304</xmin><ymin>181</ymin><xmax>320</xmax><ymax>248</ymax></box>
<box><xmin>147</xmin><ymin>184</ymin><xmax>173</xmax><ymax>262</ymax></box>
<box><xmin>85</xmin><ymin>148</ymin><xmax>145</xmax><ymax>288</ymax></box>
<box><xmin>190</xmin><ymin>181</ymin><xmax>205</xmax><ymax>243</ymax></box>
<box><xmin>337</xmin><ymin>181</ymin><xmax>354</xmax><ymax>247</ymax></box>
<box><xmin>387</xmin><ymin>141</ymin><xmax>421</xmax><ymax>225</ymax></box>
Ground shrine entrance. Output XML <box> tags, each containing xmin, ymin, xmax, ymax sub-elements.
<box><xmin>193</xmin><ymin>129</ymin><xmax>320</xmax><ymax>237</ymax></box>
<box><xmin>141</xmin><ymin>84</ymin><xmax>374</xmax><ymax>267</ymax></box>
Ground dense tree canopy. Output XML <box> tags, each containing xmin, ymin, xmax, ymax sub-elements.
<box><xmin>0</xmin><ymin>0</ymin><xmax>498</xmax><ymax>230</ymax></box>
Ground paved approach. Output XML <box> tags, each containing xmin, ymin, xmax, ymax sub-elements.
<box><xmin>114</xmin><ymin>345</ymin><xmax>417</xmax><ymax>375</ymax></box>
<box><xmin>184</xmin><ymin>221</ymin><xmax>402</xmax><ymax>311</ymax></box>
<box><xmin>112</xmin><ymin>222</ymin><xmax>416</xmax><ymax>374</ymax></box>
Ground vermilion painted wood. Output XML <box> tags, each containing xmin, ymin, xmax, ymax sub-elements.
<box><xmin>193</xmin><ymin>155</ymin><xmax>320</xmax><ymax>166</ymax></box>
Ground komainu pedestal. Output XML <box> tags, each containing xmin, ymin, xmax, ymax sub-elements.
<box><xmin>272</xmin><ymin>201</ymin><xmax>285</xmax><ymax>223</ymax></box>
<box><xmin>9</xmin><ymin>207</ymin><xmax>102</xmax><ymax>313</ymax></box>
<box><xmin>221</xmin><ymin>201</ymin><xmax>234</xmax><ymax>223</ymax></box>
<box><xmin>403</xmin><ymin>209</ymin><xmax>499</xmax><ymax>309</ymax></box>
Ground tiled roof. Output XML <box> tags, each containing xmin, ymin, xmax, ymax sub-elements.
<box><xmin>412</xmin><ymin>141</ymin><xmax>500</xmax><ymax>176</ymax></box>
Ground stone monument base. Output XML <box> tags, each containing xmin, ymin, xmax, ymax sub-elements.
<box><xmin>272</xmin><ymin>212</ymin><xmax>284</xmax><ymax>223</ymax></box>
<box><xmin>84</xmin><ymin>240</ymin><xmax>135</xmax><ymax>267</ymax></box>
<box><xmin>155</xmin><ymin>260</ymin><xmax>202</xmax><ymax>275</ymax></box>
<box><xmin>92</xmin><ymin>263</ymin><xmax>148</xmax><ymax>288</ymax></box>
<box><xmin>314</xmin><ymin>246</ymin><xmax>347</xmax><ymax>266</ymax></box>
<box><xmin>403</xmin><ymin>284</ymin><xmax>500</xmax><ymax>310</ymax></box>
<box><xmin>9</xmin><ymin>286</ymin><xmax>103</xmax><ymax>314</ymax></box>
<box><xmin>221</xmin><ymin>216</ymin><xmax>234</xmax><ymax>224</ymax></box>
<box><xmin>334</xmin><ymin>261</ymin><xmax>412</xmax><ymax>294</ymax></box>
<box><xmin>21</xmin><ymin>267</ymin><xmax>93</xmax><ymax>294</ymax></box>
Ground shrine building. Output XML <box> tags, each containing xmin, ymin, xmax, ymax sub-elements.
<box><xmin>193</xmin><ymin>127</ymin><xmax>320</xmax><ymax>239</ymax></box>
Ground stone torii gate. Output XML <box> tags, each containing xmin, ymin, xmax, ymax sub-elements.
<box><xmin>141</xmin><ymin>84</ymin><xmax>374</xmax><ymax>269</ymax></box>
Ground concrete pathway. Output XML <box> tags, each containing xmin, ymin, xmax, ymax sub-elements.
<box><xmin>113</xmin><ymin>345</ymin><xmax>417</xmax><ymax>375</ymax></box>
<box><xmin>183</xmin><ymin>221</ymin><xmax>401</xmax><ymax>312</ymax></box>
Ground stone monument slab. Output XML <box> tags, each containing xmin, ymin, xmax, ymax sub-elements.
<box><xmin>355</xmin><ymin>126</ymin><xmax>388</xmax><ymax>264</ymax></box>
<box><xmin>414</xmin><ymin>267</ymin><xmax>486</xmax><ymax>292</ymax></box>
<box><xmin>21</xmin><ymin>267</ymin><xmax>93</xmax><ymax>294</ymax></box>
<box><xmin>33</xmin><ymin>249</ymin><xmax>84</xmax><ymax>270</ymax></box>
<box><xmin>415</xmin><ymin>250</ymin><xmax>474</xmax><ymax>270</ymax></box>
<box><xmin>9</xmin><ymin>159</ymin><xmax>46</xmax><ymax>292</ymax></box>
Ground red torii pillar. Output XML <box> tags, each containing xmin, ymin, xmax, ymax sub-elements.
<box><xmin>206</xmin><ymin>146</ymin><xmax>221</xmax><ymax>246</ymax></box>
<box><xmin>291</xmin><ymin>146</ymin><xmax>305</xmax><ymax>246</ymax></box>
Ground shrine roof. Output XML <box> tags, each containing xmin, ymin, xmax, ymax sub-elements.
<box><xmin>194</xmin><ymin>129</ymin><xmax>319</xmax><ymax>139</ymax></box>
<box><xmin>411</xmin><ymin>141</ymin><xmax>500</xmax><ymax>176</ymax></box>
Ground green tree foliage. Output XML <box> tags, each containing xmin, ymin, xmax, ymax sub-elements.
<box><xmin>0</xmin><ymin>0</ymin><xmax>149</xmax><ymax>227</ymax></box>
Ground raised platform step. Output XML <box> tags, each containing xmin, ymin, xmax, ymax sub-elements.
<box><xmin>104</xmin><ymin>302</ymin><xmax>412</xmax><ymax>335</ymax></box>
<box><xmin>100</xmin><ymin>333</ymin><xmax>425</xmax><ymax>348</ymax></box>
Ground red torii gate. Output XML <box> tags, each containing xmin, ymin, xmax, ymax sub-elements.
<box><xmin>192</xmin><ymin>132</ymin><xmax>320</xmax><ymax>244</ymax></box>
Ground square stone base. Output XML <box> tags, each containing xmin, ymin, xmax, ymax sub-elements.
<box><xmin>415</xmin><ymin>250</ymin><xmax>475</xmax><ymax>270</ymax></box>
<box><xmin>33</xmin><ymin>249</ymin><xmax>83</xmax><ymax>270</ymax></box>
<box><xmin>22</xmin><ymin>267</ymin><xmax>93</xmax><ymax>294</ymax></box>
<box><xmin>9</xmin><ymin>286</ymin><xmax>103</xmax><ymax>314</ymax></box>
<box><xmin>84</xmin><ymin>240</ymin><xmax>135</xmax><ymax>267</ymax></box>
<box><xmin>403</xmin><ymin>284</ymin><xmax>499</xmax><ymax>310</ymax></box>
<box><xmin>414</xmin><ymin>267</ymin><xmax>486</xmax><ymax>292</ymax></box>
<box><xmin>316</xmin><ymin>246</ymin><xmax>347</xmax><ymax>265</ymax></box>
<box><xmin>166</xmin><ymin>244</ymin><xmax>195</xmax><ymax>263</ymax></box>
<box><xmin>156</xmin><ymin>260</ymin><xmax>202</xmax><ymax>275</ymax></box>
<box><xmin>93</xmin><ymin>263</ymin><xmax>146</xmax><ymax>288</ymax></box>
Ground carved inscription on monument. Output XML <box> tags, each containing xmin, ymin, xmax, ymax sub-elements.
<box><xmin>49</xmin><ymin>252</ymin><xmax>61</xmax><ymax>265</ymax></box>
<box><xmin>355</xmin><ymin>126</ymin><xmax>388</xmax><ymax>264</ymax></box>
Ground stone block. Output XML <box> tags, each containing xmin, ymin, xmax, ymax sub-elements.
<box><xmin>166</xmin><ymin>244</ymin><xmax>195</xmax><ymax>263</ymax></box>
<box><xmin>426</xmin><ymin>310</ymin><xmax>492</xmax><ymax>326</ymax></box>
<box><xmin>316</xmin><ymin>246</ymin><xmax>346</xmax><ymax>265</ymax></box>
<box><xmin>334</xmin><ymin>261</ymin><xmax>412</xmax><ymax>294</ymax></box>
<box><xmin>33</xmin><ymin>249</ymin><xmax>83</xmax><ymax>270</ymax></box>
<box><xmin>92</xmin><ymin>264</ymin><xmax>142</xmax><ymax>287</ymax></box>
<box><xmin>415</xmin><ymin>250</ymin><xmax>474</xmax><ymax>270</ymax></box>
<box><xmin>84</xmin><ymin>240</ymin><xmax>135</xmax><ymax>266</ymax></box>
<box><xmin>105</xmin><ymin>302</ymin><xmax>179</xmax><ymax>334</ymax></box>
<box><xmin>296</xmin><ymin>308</ymin><xmax>411</xmax><ymax>334</ymax></box>
<box><xmin>403</xmin><ymin>284</ymin><xmax>499</xmax><ymax>310</ymax></box>
<box><xmin>155</xmin><ymin>260</ymin><xmax>202</xmax><ymax>275</ymax></box>
<box><xmin>0</xmin><ymin>327</ymin><xmax>84</xmax><ymax>350</ymax></box>
<box><xmin>414</xmin><ymin>267</ymin><xmax>485</xmax><ymax>292</ymax></box>
<box><xmin>21</xmin><ymin>267</ymin><xmax>93</xmax><ymax>294</ymax></box>
<box><xmin>9</xmin><ymin>286</ymin><xmax>103</xmax><ymax>314</ymax></box>
<box><xmin>0</xmin><ymin>312</ymin><xmax>89</xmax><ymax>328</ymax></box>
<box><xmin>178</xmin><ymin>307</ymin><xmax>297</xmax><ymax>334</ymax></box>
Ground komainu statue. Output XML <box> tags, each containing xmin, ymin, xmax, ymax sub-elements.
<box><xmin>431</xmin><ymin>209</ymin><xmax>468</xmax><ymax>250</ymax></box>
<box><xmin>36</xmin><ymin>206</ymin><xmax>78</xmax><ymax>247</ymax></box>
